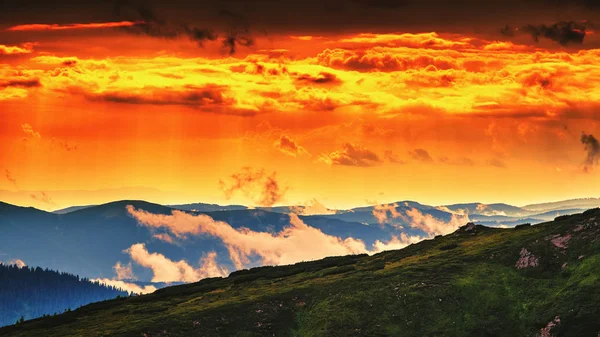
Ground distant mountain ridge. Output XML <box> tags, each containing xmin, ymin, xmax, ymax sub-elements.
<box><xmin>2</xmin><ymin>198</ymin><xmax>597</xmax><ymax>285</ymax></box>
<box><xmin>522</xmin><ymin>198</ymin><xmax>600</xmax><ymax>212</ymax></box>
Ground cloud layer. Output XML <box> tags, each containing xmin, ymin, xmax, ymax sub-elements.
<box><xmin>127</xmin><ymin>205</ymin><xmax>468</xmax><ymax>274</ymax></box>
<box><xmin>125</xmin><ymin>243</ymin><xmax>228</xmax><ymax>282</ymax></box>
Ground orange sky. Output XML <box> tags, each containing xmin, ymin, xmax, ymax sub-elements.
<box><xmin>1</xmin><ymin>2</ymin><xmax>600</xmax><ymax>210</ymax></box>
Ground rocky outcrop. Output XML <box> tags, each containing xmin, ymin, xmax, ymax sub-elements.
<box><xmin>515</xmin><ymin>248</ymin><xmax>539</xmax><ymax>269</ymax></box>
<box><xmin>550</xmin><ymin>234</ymin><xmax>571</xmax><ymax>249</ymax></box>
<box><xmin>537</xmin><ymin>316</ymin><xmax>560</xmax><ymax>337</ymax></box>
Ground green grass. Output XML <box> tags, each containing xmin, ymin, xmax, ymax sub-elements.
<box><xmin>2</xmin><ymin>209</ymin><xmax>600</xmax><ymax>336</ymax></box>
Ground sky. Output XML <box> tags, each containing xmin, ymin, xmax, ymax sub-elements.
<box><xmin>1</xmin><ymin>0</ymin><xmax>600</xmax><ymax>211</ymax></box>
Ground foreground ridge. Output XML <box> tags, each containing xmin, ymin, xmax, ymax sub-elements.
<box><xmin>2</xmin><ymin>209</ymin><xmax>600</xmax><ymax>337</ymax></box>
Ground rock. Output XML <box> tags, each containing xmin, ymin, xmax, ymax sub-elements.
<box><xmin>551</xmin><ymin>234</ymin><xmax>571</xmax><ymax>249</ymax></box>
<box><xmin>538</xmin><ymin>316</ymin><xmax>560</xmax><ymax>337</ymax></box>
<box><xmin>515</xmin><ymin>248</ymin><xmax>539</xmax><ymax>269</ymax></box>
<box><xmin>464</xmin><ymin>223</ymin><xmax>476</xmax><ymax>231</ymax></box>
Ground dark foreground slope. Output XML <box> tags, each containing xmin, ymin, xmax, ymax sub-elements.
<box><xmin>2</xmin><ymin>209</ymin><xmax>600</xmax><ymax>337</ymax></box>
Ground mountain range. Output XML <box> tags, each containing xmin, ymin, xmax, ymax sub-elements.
<box><xmin>2</xmin><ymin>198</ymin><xmax>599</xmax><ymax>287</ymax></box>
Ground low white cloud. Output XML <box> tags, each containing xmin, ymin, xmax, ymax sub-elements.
<box><xmin>372</xmin><ymin>203</ymin><xmax>402</xmax><ymax>225</ymax></box>
<box><xmin>127</xmin><ymin>205</ymin><xmax>468</xmax><ymax>276</ymax></box>
<box><xmin>92</xmin><ymin>278</ymin><xmax>157</xmax><ymax>295</ymax></box>
<box><xmin>372</xmin><ymin>233</ymin><xmax>426</xmax><ymax>253</ymax></box>
<box><xmin>0</xmin><ymin>259</ymin><xmax>26</xmax><ymax>268</ymax></box>
<box><xmin>113</xmin><ymin>261</ymin><xmax>136</xmax><ymax>280</ymax></box>
<box><xmin>403</xmin><ymin>207</ymin><xmax>470</xmax><ymax>236</ymax></box>
<box><xmin>290</xmin><ymin>199</ymin><xmax>337</xmax><ymax>215</ymax></box>
<box><xmin>125</xmin><ymin>243</ymin><xmax>228</xmax><ymax>283</ymax></box>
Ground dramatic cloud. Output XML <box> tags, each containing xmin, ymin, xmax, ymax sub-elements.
<box><xmin>274</xmin><ymin>135</ymin><xmax>308</xmax><ymax>157</ymax></box>
<box><xmin>125</xmin><ymin>243</ymin><xmax>228</xmax><ymax>283</ymax></box>
<box><xmin>6</xmin><ymin>21</ymin><xmax>144</xmax><ymax>31</ymax></box>
<box><xmin>92</xmin><ymin>278</ymin><xmax>156</xmax><ymax>295</ymax></box>
<box><xmin>320</xmin><ymin>143</ymin><xmax>381</xmax><ymax>167</ymax></box>
<box><xmin>581</xmin><ymin>133</ymin><xmax>600</xmax><ymax>172</ymax></box>
<box><xmin>0</xmin><ymin>43</ymin><xmax>35</xmax><ymax>55</ymax></box>
<box><xmin>409</xmin><ymin>149</ymin><xmax>433</xmax><ymax>162</ymax></box>
<box><xmin>5</xmin><ymin>33</ymin><xmax>600</xmax><ymax>121</ymax></box>
<box><xmin>501</xmin><ymin>21</ymin><xmax>588</xmax><ymax>46</ymax></box>
<box><xmin>113</xmin><ymin>261</ymin><xmax>136</xmax><ymax>280</ymax></box>
<box><xmin>219</xmin><ymin>167</ymin><xmax>287</xmax><ymax>206</ymax></box>
<box><xmin>372</xmin><ymin>203</ymin><xmax>402</xmax><ymax>225</ymax></box>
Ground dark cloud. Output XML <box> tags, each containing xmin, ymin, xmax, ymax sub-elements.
<box><xmin>581</xmin><ymin>132</ymin><xmax>599</xmax><ymax>172</ymax></box>
<box><xmin>274</xmin><ymin>135</ymin><xmax>308</xmax><ymax>157</ymax></box>
<box><xmin>439</xmin><ymin>156</ymin><xmax>475</xmax><ymax>166</ymax></box>
<box><xmin>1</xmin><ymin>0</ymin><xmax>598</xmax><ymax>43</ymax></box>
<box><xmin>113</xmin><ymin>0</ymin><xmax>219</xmax><ymax>47</ymax></box>
<box><xmin>294</xmin><ymin>72</ymin><xmax>341</xmax><ymax>85</ymax></box>
<box><xmin>0</xmin><ymin>79</ymin><xmax>41</xmax><ymax>89</ymax></box>
<box><xmin>501</xmin><ymin>21</ymin><xmax>588</xmax><ymax>46</ymax></box>
<box><xmin>384</xmin><ymin>150</ymin><xmax>405</xmax><ymax>164</ymax></box>
<box><xmin>218</xmin><ymin>9</ymin><xmax>254</xmax><ymax>55</ymax></box>
<box><xmin>61</xmin><ymin>59</ymin><xmax>77</xmax><ymax>67</ymax></box>
<box><xmin>351</xmin><ymin>0</ymin><xmax>407</xmax><ymax>9</ymax></box>
<box><xmin>489</xmin><ymin>158</ymin><xmax>507</xmax><ymax>168</ymax></box>
<box><xmin>111</xmin><ymin>1</ymin><xmax>257</xmax><ymax>54</ymax></box>
<box><xmin>82</xmin><ymin>84</ymin><xmax>257</xmax><ymax>116</ymax></box>
<box><xmin>322</xmin><ymin>143</ymin><xmax>381</xmax><ymax>167</ymax></box>
<box><xmin>87</xmin><ymin>85</ymin><xmax>225</xmax><ymax>105</ymax></box>
<box><xmin>409</xmin><ymin>148</ymin><xmax>433</xmax><ymax>162</ymax></box>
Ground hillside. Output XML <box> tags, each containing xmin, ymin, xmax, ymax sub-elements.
<box><xmin>2</xmin><ymin>209</ymin><xmax>599</xmax><ymax>337</ymax></box>
<box><xmin>0</xmin><ymin>264</ymin><xmax>128</xmax><ymax>327</ymax></box>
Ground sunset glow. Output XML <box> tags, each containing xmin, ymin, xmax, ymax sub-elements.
<box><xmin>1</xmin><ymin>1</ymin><xmax>600</xmax><ymax>210</ymax></box>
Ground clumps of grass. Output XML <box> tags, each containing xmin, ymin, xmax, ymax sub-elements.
<box><xmin>439</xmin><ymin>243</ymin><xmax>459</xmax><ymax>251</ymax></box>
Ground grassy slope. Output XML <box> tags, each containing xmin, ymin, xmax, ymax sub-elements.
<box><xmin>2</xmin><ymin>209</ymin><xmax>600</xmax><ymax>337</ymax></box>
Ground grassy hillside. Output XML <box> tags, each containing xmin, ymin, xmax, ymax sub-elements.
<box><xmin>2</xmin><ymin>209</ymin><xmax>600</xmax><ymax>337</ymax></box>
